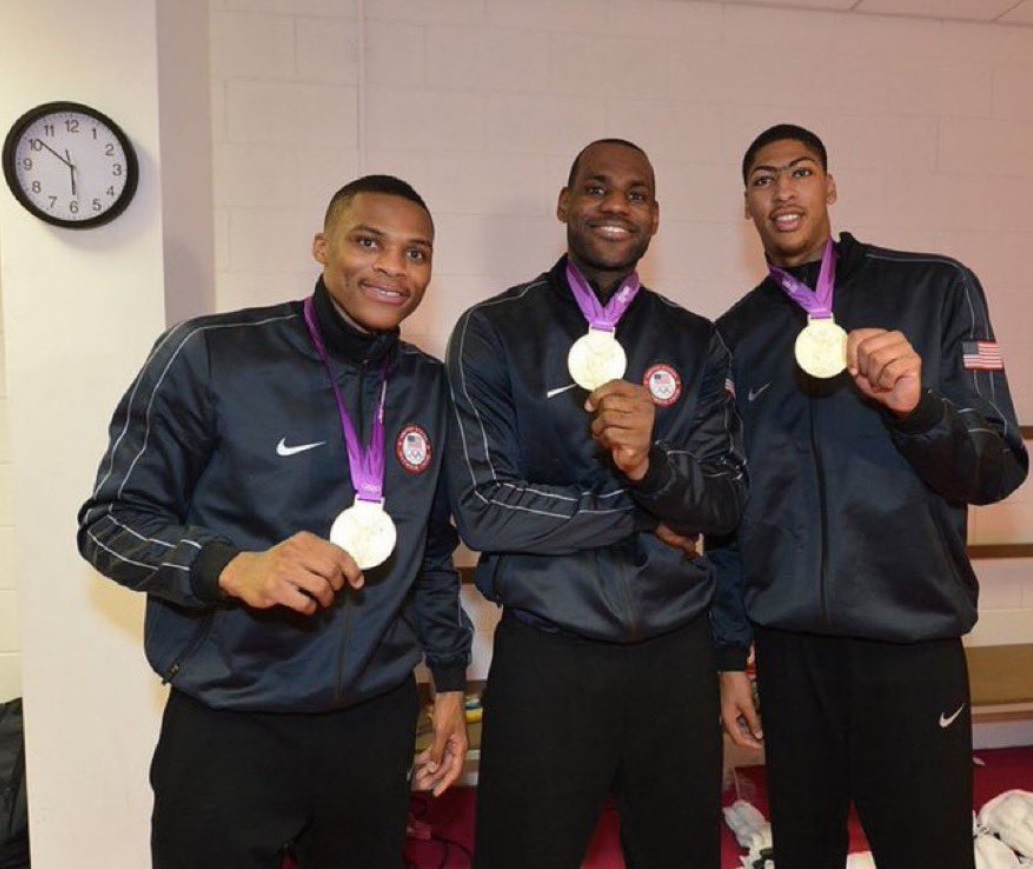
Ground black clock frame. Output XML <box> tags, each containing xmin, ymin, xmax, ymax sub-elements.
<box><xmin>2</xmin><ymin>100</ymin><xmax>139</xmax><ymax>229</ymax></box>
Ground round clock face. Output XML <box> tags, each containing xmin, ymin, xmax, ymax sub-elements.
<box><xmin>2</xmin><ymin>101</ymin><xmax>139</xmax><ymax>229</ymax></box>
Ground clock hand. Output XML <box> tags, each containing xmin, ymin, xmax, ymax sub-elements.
<box><xmin>36</xmin><ymin>139</ymin><xmax>73</xmax><ymax>168</ymax></box>
<box><xmin>65</xmin><ymin>149</ymin><xmax>77</xmax><ymax>197</ymax></box>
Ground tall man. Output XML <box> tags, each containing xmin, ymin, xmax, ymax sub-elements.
<box><xmin>713</xmin><ymin>124</ymin><xmax>1028</xmax><ymax>868</ymax></box>
<box><xmin>78</xmin><ymin>175</ymin><xmax>472</xmax><ymax>868</ymax></box>
<box><xmin>447</xmin><ymin>139</ymin><xmax>747</xmax><ymax>867</ymax></box>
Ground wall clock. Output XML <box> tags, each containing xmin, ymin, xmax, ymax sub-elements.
<box><xmin>2</xmin><ymin>101</ymin><xmax>139</xmax><ymax>229</ymax></box>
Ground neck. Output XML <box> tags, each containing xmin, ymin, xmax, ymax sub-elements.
<box><xmin>568</xmin><ymin>256</ymin><xmax>633</xmax><ymax>302</ymax></box>
<box><xmin>330</xmin><ymin>297</ymin><xmax>373</xmax><ymax>334</ymax></box>
<box><xmin>767</xmin><ymin>234</ymin><xmax>832</xmax><ymax>270</ymax></box>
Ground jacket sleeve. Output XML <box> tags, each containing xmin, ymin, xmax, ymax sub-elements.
<box><xmin>77</xmin><ymin>323</ymin><xmax>239</xmax><ymax>609</ymax></box>
<box><xmin>888</xmin><ymin>263</ymin><xmax>1028</xmax><ymax>505</ymax></box>
<box><xmin>628</xmin><ymin>328</ymin><xmax>748</xmax><ymax>536</ymax></box>
<box><xmin>706</xmin><ymin>530</ymin><xmax>753</xmax><ymax>671</ymax></box>
<box><xmin>446</xmin><ymin>307</ymin><xmax>653</xmax><ymax>556</ymax></box>
<box><xmin>412</xmin><ymin>471</ymin><xmax>473</xmax><ymax>693</ymax></box>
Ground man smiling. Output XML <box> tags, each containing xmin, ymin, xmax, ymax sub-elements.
<box><xmin>78</xmin><ymin>175</ymin><xmax>472</xmax><ymax>867</ymax></box>
<box><xmin>712</xmin><ymin>124</ymin><xmax>1028</xmax><ymax>868</ymax></box>
<box><xmin>447</xmin><ymin>139</ymin><xmax>747</xmax><ymax>867</ymax></box>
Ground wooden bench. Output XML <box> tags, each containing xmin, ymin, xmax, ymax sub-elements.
<box><xmin>965</xmin><ymin>644</ymin><xmax>1033</xmax><ymax>722</ymax></box>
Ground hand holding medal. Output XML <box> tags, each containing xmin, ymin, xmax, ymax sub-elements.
<box><xmin>585</xmin><ymin>380</ymin><xmax>656</xmax><ymax>481</ymax></box>
<box><xmin>846</xmin><ymin>327</ymin><xmax>923</xmax><ymax>416</ymax></box>
<box><xmin>565</xmin><ymin>262</ymin><xmax>640</xmax><ymax>392</ymax></box>
<box><xmin>218</xmin><ymin>531</ymin><xmax>364</xmax><ymax>615</ymax></box>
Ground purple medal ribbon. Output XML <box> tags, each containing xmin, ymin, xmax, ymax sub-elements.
<box><xmin>768</xmin><ymin>239</ymin><xmax>837</xmax><ymax>319</ymax></box>
<box><xmin>565</xmin><ymin>261</ymin><xmax>641</xmax><ymax>332</ymax></box>
<box><xmin>303</xmin><ymin>296</ymin><xmax>388</xmax><ymax>504</ymax></box>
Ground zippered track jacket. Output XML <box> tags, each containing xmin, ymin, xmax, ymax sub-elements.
<box><xmin>447</xmin><ymin>258</ymin><xmax>747</xmax><ymax>642</ymax></box>
<box><xmin>78</xmin><ymin>281</ymin><xmax>472</xmax><ymax>712</ymax></box>
<box><xmin>710</xmin><ymin>233</ymin><xmax>1028</xmax><ymax>668</ymax></box>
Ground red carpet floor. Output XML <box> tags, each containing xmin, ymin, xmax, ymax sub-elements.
<box><xmin>402</xmin><ymin>746</ymin><xmax>1033</xmax><ymax>868</ymax></box>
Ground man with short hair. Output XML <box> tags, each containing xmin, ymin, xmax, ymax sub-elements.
<box><xmin>713</xmin><ymin>123</ymin><xmax>1028</xmax><ymax>868</ymax></box>
<box><xmin>447</xmin><ymin>139</ymin><xmax>747</xmax><ymax>867</ymax></box>
<box><xmin>78</xmin><ymin>175</ymin><xmax>472</xmax><ymax>868</ymax></box>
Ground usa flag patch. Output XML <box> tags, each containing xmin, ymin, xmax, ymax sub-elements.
<box><xmin>962</xmin><ymin>341</ymin><xmax>1004</xmax><ymax>371</ymax></box>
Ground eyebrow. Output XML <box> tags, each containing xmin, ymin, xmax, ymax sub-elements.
<box><xmin>748</xmin><ymin>156</ymin><xmax>819</xmax><ymax>178</ymax></box>
<box><xmin>581</xmin><ymin>173</ymin><xmax>653</xmax><ymax>189</ymax></box>
<box><xmin>351</xmin><ymin>224</ymin><xmax>433</xmax><ymax>248</ymax></box>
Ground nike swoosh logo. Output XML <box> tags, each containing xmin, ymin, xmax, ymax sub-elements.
<box><xmin>747</xmin><ymin>383</ymin><xmax>772</xmax><ymax>402</ymax></box>
<box><xmin>546</xmin><ymin>383</ymin><xmax>577</xmax><ymax>399</ymax></box>
<box><xmin>276</xmin><ymin>438</ymin><xmax>327</xmax><ymax>457</ymax></box>
<box><xmin>939</xmin><ymin>704</ymin><xmax>966</xmax><ymax>728</ymax></box>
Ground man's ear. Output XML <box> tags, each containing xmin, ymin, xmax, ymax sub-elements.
<box><xmin>743</xmin><ymin>192</ymin><xmax>752</xmax><ymax>221</ymax></box>
<box><xmin>556</xmin><ymin>188</ymin><xmax>571</xmax><ymax>224</ymax></box>
<box><xmin>312</xmin><ymin>233</ymin><xmax>328</xmax><ymax>266</ymax></box>
<box><xmin>826</xmin><ymin>173</ymin><xmax>838</xmax><ymax>206</ymax></box>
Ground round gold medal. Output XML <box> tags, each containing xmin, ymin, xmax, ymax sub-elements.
<box><xmin>794</xmin><ymin>317</ymin><xmax>847</xmax><ymax>379</ymax></box>
<box><xmin>330</xmin><ymin>499</ymin><xmax>397</xmax><ymax>570</ymax></box>
<box><xmin>567</xmin><ymin>328</ymin><xmax>627</xmax><ymax>391</ymax></box>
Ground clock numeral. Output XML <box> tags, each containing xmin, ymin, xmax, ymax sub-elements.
<box><xmin>42</xmin><ymin>124</ymin><xmax>55</xmax><ymax>137</ymax></box>
<box><xmin>112</xmin><ymin>164</ymin><xmax>123</xmax><ymax>177</ymax></box>
<box><xmin>106</xmin><ymin>186</ymin><xmax>115</xmax><ymax>197</ymax></box>
<box><xmin>69</xmin><ymin>201</ymin><xmax>79</xmax><ymax>215</ymax></box>
<box><xmin>91</xmin><ymin>127</ymin><xmax>98</xmax><ymax>140</ymax></box>
<box><xmin>92</xmin><ymin>199</ymin><xmax>102</xmax><ymax>212</ymax></box>
<box><xmin>29</xmin><ymin>139</ymin><xmax>42</xmax><ymax>151</ymax></box>
<box><xmin>105</xmin><ymin>144</ymin><xmax>115</xmax><ymax>157</ymax></box>
<box><xmin>30</xmin><ymin>181</ymin><xmax>41</xmax><ymax>194</ymax></box>
<box><xmin>65</xmin><ymin>119</ymin><xmax>79</xmax><ymax>133</ymax></box>
<box><xmin>48</xmin><ymin>196</ymin><xmax>57</xmax><ymax>208</ymax></box>
<box><xmin>21</xmin><ymin>158</ymin><xmax>32</xmax><ymax>171</ymax></box>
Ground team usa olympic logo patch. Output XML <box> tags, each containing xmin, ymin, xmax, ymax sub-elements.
<box><xmin>643</xmin><ymin>364</ymin><xmax>682</xmax><ymax>407</ymax></box>
<box><xmin>396</xmin><ymin>425</ymin><xmax>432</xmax><ymax>473</ymax></box>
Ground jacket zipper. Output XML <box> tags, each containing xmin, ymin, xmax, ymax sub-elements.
<box><xmin>162</xmin><ymin>611</ymin><xmax>214</xmax><ymax>684</ymax></box>
<box><xmin>810</xmin><ymin>397</ymin><xmax>832</xmax><ymax>627</ymax></box>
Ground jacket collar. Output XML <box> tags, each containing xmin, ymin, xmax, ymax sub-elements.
<box><xmin>311</xmin><ymin>277</ymin><xmax>399</xmax><ymax>368</ymax></box>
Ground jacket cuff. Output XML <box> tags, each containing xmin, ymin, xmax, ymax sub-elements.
<box><xmin>715</xmin><ymin>645</ymin><xmax>750</xmax><ymax>671</ymax></box>
<box><xmin>190</xmin><ymin>541</ymin><xmax>240</xmax><ymax>604</ymax></box>
<box><xmin>430</xmin><ymin>664</ymin><xmax>467</xmax><ymax>694</ymax></box>
<box><xmin>627</xmin><ymin>444</ymin><xmax>669</xmax><ymax>494</ymax></box>
<box><xmin>887</xmin><ymin>388</ymin><xmax>943</xmax><ymax>435</ymax></box>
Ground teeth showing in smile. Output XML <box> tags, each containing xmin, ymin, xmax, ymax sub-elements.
<box><xmin>774</xmin><ymin>213</ymin><xmax>802</xmax><ymax>229</ymax></box>
<box><xmin>365</xmin><ymin>284</ymin><xmax>406</xmax><ymax>302</ymax></box>
<box><xmin>596</xmin><ymin>224</ymin><xmax>631</xmax><ymax>238</ymax></box>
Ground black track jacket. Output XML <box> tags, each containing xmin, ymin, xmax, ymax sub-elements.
<box><xmin>78</xmin><ymin>280</ymin><xmax>472</xmax><ymax>712</ymax></box>
<box><xmin>447</xmin><ymin>258</ymin><xmax>747</xmax><ymax>642</ymax></box>
<box><xmin>710</xmin><ymin>233</ymin><xmax>1028</xmax><ymax>668</ymax></box>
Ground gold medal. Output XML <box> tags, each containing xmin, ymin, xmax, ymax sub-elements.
<box><xmin>567</xmin><ymin>328</ymin><xmax>627</xmax><ymax>391</ymax></box>
<box><xmin>795</xmin><ymin>317</ymin><xmax>847</xmax><ymax>379</ymax></box>
<box><xmin>330</xmin><ymin>499</ymin><xmax>397</xmax><ymax>570</ymax></box>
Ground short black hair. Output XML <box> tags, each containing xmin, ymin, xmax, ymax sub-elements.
<box><xmin>566</xmin><ymin>138</ymin><xmax>650</xmax><ymax>188</ymax></box>
<box><xmin>741</xmin><ymin>124</ymin><xmax>828</xmax><ymax>184</ymax></box>
<box><xmin>323</xmin><ymin>174</ymin><xmax>431</xmax><ymax>230</ymax></box>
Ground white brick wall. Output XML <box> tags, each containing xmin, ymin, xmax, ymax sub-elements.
<box><xmin>0</xmin><ymin>311</ymin><xmax>17</xmax><ymax>701</ymax></box>
<box><xmin>205</xmin><ymin>0</ymin><xmax>1033</xmax><ymax>648</ymax></box>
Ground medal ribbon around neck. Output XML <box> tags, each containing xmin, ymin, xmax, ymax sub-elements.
<box><xmin>768</xmin><ymin>240</ymin><xmax>848</xmax><ymax>379</ymax></box>
<box><xmin>565</xmin><ymin>261</ymin><xmax>641</xmax><ymax>332</ymax></box>
<box><xmin>302</xmin><ymin>296</ymin><xmax>389</xmax><ymax>504</ymax></box>
<box><xmin>767</xmin><ymin>238</ymin><xmax>837</xmax><ymax>319</ymax></box>
<box><xmin>303</xmin><ymin>296</ymin><xmax>397</xmax><ymax>569</ymax></box>
<box><xmin>565</xmin><ymin>261</ymin><xmax>641</xmax><ymax>391</ymax></box>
